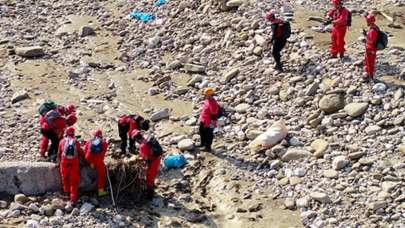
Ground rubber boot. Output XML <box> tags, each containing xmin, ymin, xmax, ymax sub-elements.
<box><xmin>98</xmin><ymin>188</ymin><xmax>108</xmax><ymax>197</ymax></box>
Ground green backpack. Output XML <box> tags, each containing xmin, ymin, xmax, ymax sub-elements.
<box><xmin>39</xmin><ymin>100</ymin><xmax>57</xmax><ymax>116</ymax></box>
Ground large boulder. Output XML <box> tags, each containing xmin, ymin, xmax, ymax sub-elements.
<box><xmin>0</xmin><ymin>162</ymin><xmax>96</xmax><ymax>196</ymax></box>
<box><xmin>178</xmin><ymin>139</ymin><xmax>195</xmax><ymax>151</ymax></box>
<box><xmin>150</xmin><ymin>108</ymin><xmax>170</xmax><ymax>122</ymax></box>
<box><xmin>319</xmin><ymin>93</ymin><xmax>345</xmax><ymax>114</ymax></box>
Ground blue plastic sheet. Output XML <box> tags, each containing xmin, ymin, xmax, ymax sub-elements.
<box><xmin>164</xmin><ymin>154</ymin><xmax>187</xmax><ymax>169</ymax></box>
<box><xmin>129</xmin><ymin>11</ymin><xmax>155</xmax><ymax>23</ymax></box>
<box><xmin>154</xmin><ymin>0</ymin><xmax>167</xmax><ymax>7</ymax></box>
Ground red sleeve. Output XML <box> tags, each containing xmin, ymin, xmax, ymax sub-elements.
<box><xmin>139</xmin><ymin>143</ymin><xmax>150</xmax><ymax>160</ymax></box>
<box><xmin>327</xmin><ymin>9</ymin><xmax>333</xmax><ymax>18</ymax></box>
<box><xmin>210</xmin><ymin>100</ymin><xmax>220</xmax><ymax>115</ymax></box>
<box><xmin>84</xmin><ymin>141</ymin><xmax>90</xmax><ymax>159</ymax></box>
<box><xmin>128</xmin><ymin>119</ymin><xmax>138</xmax><ymax>135</ymax></box>
<box><xmin>58</xmin><ymin>139</ymin><xmax>65</xmax><ymax>162</ymax></box>
<box><xmin>334</xmin><ymin>8</ymin><xmax>348</xmax><ymax>26</ymax></box>
<box><xmin>76</xmin><ymin>141</ymin><xmax>84</xmax><ymax>157</ymax></box>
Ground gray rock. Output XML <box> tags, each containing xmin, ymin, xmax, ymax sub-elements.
<box><xmin>14</xmin><ymin>194</ymin><xmax>29</xmax><ymax>204</ymax></box>
<box><xmin>226</xmin><ymin>0</ymin><xmax>244</xmax><ymax>7</ymax></box>
<box><xmin>173</xmin><ymin>87</ymin><xmax>189</xmax><ymax>95</ymax></box>
<box><xmin>222</xmin><ymin>68</ymin><xmax>240</xmax><ymax>83</ymax></box>
<box><xmin>310</xmin><ymin>192</ymin><xmax>330</xmax><ymax>203</ymax></box>
<box><xmin>368</xmin><ymin>201</ymin><xmax>387</xmax><ymax>211</ymax></box>
<box><xmin>187</xmin><ymin>75</ymin><xmax>203</xmax><ymax>86</ymax></box>
<box><xmin>148</xmin><ymin>87</ymin><xmax>159</xmax><ymax>96</ymax></box>
<box><xmin>178</xmin><ymin>139</ymin><xmax>194</xmax><ymax>151</ymax></box>
<box><xmin>184</xmin><ymin>64</ymin><xmax>205</xmax><ymax>73</ymax></box>
<box><xmin>270</xmin><ymin>160</ymin><xmax>282</xmax><ymax>170</ymax></box>
<box><xmin>41</xmin><ymin>204</ymin><xmax>55</xmax><ymax>216</ymax></box>
<box><xmin>254</xmin><ymin>35</ymin><xmax>266</xmax><ymax>46</ymax></box>
<box><xmin>150</xmin><ymin>108</ymin><xmax>170</xmax><ymax>122</ymax></box>
<box><xmin>394</xmin><ymin>88</ymin><xmax>403</xmax><ymax>100</ymax></box>
<box><xmin>344</xmin><ymin>103</ymin><xmax>369</xmax><ymax>117</ymax></box>
<box><xmin>168</xmin><ymin>60</ymin><xmax>182</xmax><ymax>70</ymax></box>
<box><xmin>79</xmin><ymin>25</ymin><xmax>95</xmax><ymax>37</ymax></box>
<box><xmin>305</xmin><ymin>82</ymin><xmax>319</xmax><ymax>96</ymax></box>
<box><xmin>11</xmin><ymin>90</ymin><xmax>29</xmax><ymax>104</ymax></box>
<box><xmin>319</xmin><ymin>93</ymin><xmax>345</xmax><ymax>114</ymax></box>
<box><xmin>235</xmin><ymin>103</ymin><xmax>250</xmax><ymax>113</ymax></box>
<box><xmin>323</xmin><ymin>169</ymin><xmax>338</xmax><ymax>178</ymax></box>
<box><xmin>281</xmin><ymin>149</ymin><xmax>312</xmax><ymax>161</ymax></box>
<box><xmin>284</xmin><ymin>198</ymin><xmax>295</xmax><ymax>209</ymax></box>
<box><xmin>15</xmin><ymin>46</ymin><xmax>44</xmax><ymax>58</ymax></box>
<box><xmin>51</xmin><ymin>198</ymin><xmax>64</xmax><ymax>210</ymax></box>
<box><xmin>79</xmin><ymin>203</ymin><xmax>94</xmax><ymax>215</ymax></box>
<box><xmin>0</xmin><ymin>200</ymin><xmax>8</xmax><ymax>209</ymax></box>
<box><xmin>365</xmin><ymin>125</ymin><xmax>381</xmax><ymax>135</ymax></box>
<box><xmin>0</xmin><ymin>162</ymin><xmax>96</xmax><ymax>195</ymax></box>
<box><xmin>310</xmin><ymin>139</ymin><xmax>328</xmax><ymax>158</ymax></box>
<box><xmin>332</xmin><ymin>156</ymin><xmax>348</xmax><ymax>170</ymax></box>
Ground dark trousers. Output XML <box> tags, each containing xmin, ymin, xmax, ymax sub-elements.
<box><xmin>272</xmin><ymin>39</ymin><xmax>287</xmax><ymax>67</ymax></box>
<box><xmin>199</xmin><ymin>122</ymin><xmax>214</xmax><ymax>150</ymax></box>
<box><xmin>41</xmin><ymin>129</ymin><xmax>60</xmax><ymax>162</ymax></box>
<box><xmin>118</xmin><ymin>123</ymin><xmax>134</xmax><ymax>153</ymax></box>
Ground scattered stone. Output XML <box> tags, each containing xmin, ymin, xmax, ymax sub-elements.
<box><xmin>11</xmin><ymin>90</ymin><xmax>29</xmax><ymax>104</ymax></box>
<box><xmin>310</xmin><ymin>139</ymin><xmax>328</xmax><ymax>158</ymax></box>
<box><xmin>184</xmin><ymin>64</ymin><xmax>205</xmax><ymax>73</ymax></box>
<box><xmin>323</xmin><ymin>169</ymin><xmax>338</xmax><ymax>179</ymax></box>
<box><xmin>310</xmin><ymin>192</ymin><xmax>330</xmax><ymax>203</ymax></box>
<box><xmin>368</xmin><ymin>201</ymin><xmax>387</xmax><ymax>211</ymax></box>
<box><xmin>319</xmin><ymin>93</ymin><xmax>345</xmax><ymax>114</ymax></box>
<box><xmin>150</xmin><ymin>108</ymin><xmax>170</xmax><ymax>122</ymax></box>
<box><xmin>14</xmin><ymin>193</ymin><xmax>29</xmax><ymax>204</ymax></box>
<box><xmin>178</xmin><ymin>139</ymin><xmax>195</xmax><ymax>151</ymax></box>
<box><xmin>79</xmin><ymin>25</ymin><xmax>95</xmax><ymax>37</ymax></box>
<box><xmin>15</xmin><ymin>46</ymin><xmax>44</xmax><ymax>57</ymax></box>
<box><xmin>344</xmin><ymin>103</ymin><xmax>369</xmax><ymax>117</ymax></box>
<box><xmin>281</xmin><ymin>149</ymin><xmax>312</xmax><ymax>161</ymax></box>
<box><xmin>284</xmin><ymin>198</ymin><xmax>295</xmax><ymax>209</ymax></box>
<box><xmin>365</xmin><ymin>125</ymin><xmax>381</xmax><ymax>135</ymax></box>
<box><xmin>226</xmin><ymin>0</ymin><xmax>244</xmax><ymax>7</ymax></box>
<box><xmin>235</xmin><ymin>103</ymin><xmax>250</xmax><ymax>113</ymax></box>
<box><xmin>79</xmin><ymin>203</ymin><xmax>94</xmax><ymax>215</ymax></box>
<box><xmin>222</xmin><ymin>68</ymin><xmax>240</xmax><ymax>83</ymax></box>
<box><xmin>332</xmin><ymin>156</ymin><xmax>349</xmax><ymax>170</ymax></box>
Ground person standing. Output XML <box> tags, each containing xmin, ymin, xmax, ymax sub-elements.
<box><xmin>266</xmin><ymin>11</ymin><xmax>290</xmax><ymax>72</ymax></box>
<box><xmin>130</xmin><ymin>130</ymin><xmax>162</xmax><ymax>199</ymax></box>
<box><xmin>363</xmin><ymin>14</ymin><xmax>379</xmax><ymax>81</ymax></box>
<box><xmin>117</xmin><ymin>114</ymin><xmax>150</xmax><ymax>154</ymax></box>
<box><xmin>325</xmin><ymin>0</ymin><xmax>350</xmax><ymax>59</ymax></box>
<box><xmin>84</xmin><ymin>129</ymin><xmax>108</xmax><ymax>197</ymax></box>
<box><xmin>199</xmin><ymin>88</ymin><xmax>220</xmax><ymax>152</ymax></box>
<box><xmin>58</xmin><ymin>127</ymin><xmax>83</xmax><ymax>203</ymax></box>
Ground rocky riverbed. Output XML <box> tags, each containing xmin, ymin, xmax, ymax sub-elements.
<box><xmin>0</xmin><ymin>0</ymin><xmax>404</xmax><ymax>227</ymax></box>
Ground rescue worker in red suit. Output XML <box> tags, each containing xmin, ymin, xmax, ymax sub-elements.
<box><xmin>84</xmin><ymin>129</ymin><xmax>108</xmax><ymax>197</ymax></box>
<box><xmin>199</xmin><ymin>88</ymin><xmax>220</xmax><ymax>152</ymax></box>
<box><xmin>58</xmin><ymin>127</ymin><xmax>83</xmax><ymax>203</ymax></box>
<box><xmin>364</xmin><ymin>14</ymin><xmax>379</xmax><ymax>81</ymax></box>
<box><xmin>117</xmin><ymin>114</ymin><xmax>150</xmax><ymax>154</ymax></box>
<box><xmin>325</xmin><ymin>0</ymin><xmax>350</xmax><ymax>58</ymax></box>
<box><xmin>266</xmin><ymin>11</ymin><xmax>288</xmax><ymax>72</ymax></box>
<box><xmin>40</xmin><ymin>104</ymin><xmax>77</xmax><ymax>162</ymax></box>
<box><xmin>131</xmin><ymin>130</ymin><xmax>161</xmax><ymax>199</ymax></box>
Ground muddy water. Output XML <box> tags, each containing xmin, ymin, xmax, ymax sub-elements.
<box><xmin>293</xmin><ymin>6</ymin><xmax>405</xmax><ymax>49</ymax></box>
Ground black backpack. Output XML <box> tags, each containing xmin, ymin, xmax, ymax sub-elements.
<box><xmin>376</xmin><ymin>29</ymin><xmax>388</xmax><ymax>51</ymax></box>
<box><xmin>146</xmin><ymin>136</ymin><xmax>163</xmax><ymax>157</ymax></box>
<box><xmin>63</xmin><ymin>138</ymin><xmax>77</xmax><ymax>159</ymax></box>
<box><xmin>45</xmin><ymin>110</ymin><xmax>65</xmax><ymax>129</ymax></box>
<box><xmin>282</xmin><ymin>21</ymin><xmax>291</xmax><ymax>39</ymax></box>
<box><xmin>39</xmin><ymin>100</ymin><xmax>57</xmax><ymax>116</ymax></box>
<box><xmin>218</xmin><ymin>107</ymin><xmax>226</xmax><ymax>118</ymax></box>
<box><xmin>90</xmin><ymin>137</ymin><xmax>103</xmax><ymax>154</ymax></box>
<box><xmin>347</xmin><ymin>11</ymin><xmax>352</xmax><ymax>27</ymax></box>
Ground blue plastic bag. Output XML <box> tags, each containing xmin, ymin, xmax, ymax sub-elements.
<box><xmin>164</xmin><ymin>154</ymin><xmax>187</xmax><ymax>169</ymax></box>
<box><xmin>154</xmin><ymin>0</ymin><xmax>167</xmax><ymax>7</ymax></box>
<box><xmin>129</xmin><ymin>11</ymin><xmax>155</xmax><ymax>23</ymax></box>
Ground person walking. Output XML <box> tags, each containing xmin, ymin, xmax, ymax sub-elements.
<box><xmin>199</xmin><ymin>88</ymin><xmax>220</xmax><ymax>152</ymax></box>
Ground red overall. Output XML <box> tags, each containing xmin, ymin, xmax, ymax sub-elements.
<box><xmin>327</xmin><ymin>7</ymin><xmax>349</xmax><ymax>57</ymax></box>
<box><xmin>118</xmin><ymin>115</ymin><xmax>139</xmax><ymax>153</ymax></box>
<box><xmin>84</xmin><ymin>138</ymin><xmax>108</xmax><ymax>189</ymax></box>
<box><xmin>39</xmin><ymin>106</ymin><xmax>76</xmax><ymax>155</ymax></box>
<box><xmin>58</xmin><ymin>136</ymin><xmax>83</xmax><ymax>203</ymax></box>
<box><xmin>364</xmin><ymin>25</ymin><xmax>378</xmax><ymax>78</ymax></box>
<box><xmin>139</xmin><ymin>141</ymin><xmax>161</xmax><ymax>188</ymax></box>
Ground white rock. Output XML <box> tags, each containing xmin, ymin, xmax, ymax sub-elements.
<box><xmin>365</xmin><ymin>125</ymin><xmax>381</xmax><ymax>135</ymax></box>
<box><xmin>332</xmin><ymin>156</ymin><xmax>348</xmax><ymax>170</ymax></box>
<box><xmin>235</xmin><ymin>103</ymin><xmax>250</xmax><ymax>113</ymax></box>
<box><xmin>178</xmin><ymin>139</ymin><xmax>194</xmax><ymax>151</ymax></box>
<box><xmin>79</xmin><ymin>203</ymin><xmax>94</xmax><ymax>215</ymax></box>
<box><xmin>150</xmin><ymin>108</ymin><xmax>170</xmax><ymax>122</ymax></box>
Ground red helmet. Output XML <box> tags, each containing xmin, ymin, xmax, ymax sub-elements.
<box><xmin>366</xmin><ymin>14</ymin><xmax>376</xmax><ymax>24</ymax></box>
<box><xmin>93</xmin><ymin>129</ymin><xmax>103</xmax><ymax>138</ymax></box>
<box><xmin>266</xmin><ymin>11</ymin><xmax>275</xmax><ymax>21</ymax></box>
<box><xmin>66</xmin><ymin>127</ymin><xmax>75</xmax><ymax>136</ymax></box>
<box><xmin>130</xmin><ymin>129</ymin><xmax>142</xmax><ymax>139</ymax></box>
<box><xmin>66</xmin><ymin>104</ymin><xmax>76</xmax><ymax>114</ymax></box>
<box><xmin>332</xmin><ymin>0</ymin><xmax>341</xmax><ymax>4</ymax></box>
<box><xmin>66</xmin><ymin>114</ymin><xmax>77</xmax><ymax>126</ymax></box>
